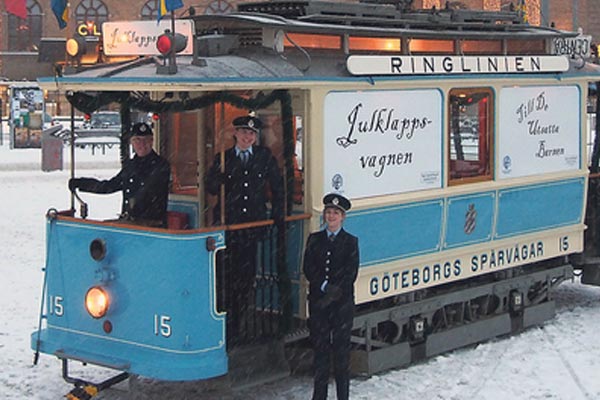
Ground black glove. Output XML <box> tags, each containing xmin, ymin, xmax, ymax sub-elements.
<box><xmin>326</xmin><ymin>284</ymin><xmax>343</xmax><ymax>301</ymax></box>
<box><xmin>316</xmin><ymin>284</ymin><xmax>343</xmax><ymax>308</ymax></box>
<box><xmin>68</xmin><ymin>178</ymin><xmax>82</xmax><ymax>192</ymax></box>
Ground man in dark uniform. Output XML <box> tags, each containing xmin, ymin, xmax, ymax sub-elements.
<box><xmin>68</xmin><ymin>122</ymin><xmax>171</xmax><ymax>227</ymax></box>
<box><xmin>303</xmin><ymin>193</ymin><xmax>359</xmax><ymax>400</ymax></box>
<box><xmin>205</xmin><ymin>112</ymin><xmax>284</xmax><ymax>341</ymax></box>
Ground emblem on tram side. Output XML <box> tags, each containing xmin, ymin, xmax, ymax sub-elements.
<box><xmin>332</xmin><ymin>174</ymin><xmax>343</xmax><ymax>190</ymax></box>
<box><xmin>502</xmin><ymin>155</ymin><xmax>512</xmax><ymax>174</ymax></box>
<box><xmin>464</xmin><ymin>203</ymin><xmax>477</xmax><ymax>234</ymax></box>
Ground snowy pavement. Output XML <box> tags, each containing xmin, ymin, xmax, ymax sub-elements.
<box><xmin>1</xmin><ymin>143</ymin><xmax>600</xmax><ymax>400</ymax></box>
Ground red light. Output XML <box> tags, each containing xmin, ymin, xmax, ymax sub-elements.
<box><xmin>103</xmin><ymin>320</ymin><xmax>113</xmax><ymax>334</ymax></box>
<box><xmin>84</xmin><ymin>113</ymin><xmax>91</xmax><ymax>121</ymax></box>
<box><xmin>152</xmin><ymin>113</ymin><xmax>160</xmax><ymax>121</ymax></box>
<box><xmin>157</xmin><ymin>35</ymin><xmax>173</xmax><ymax>55</ymax></box>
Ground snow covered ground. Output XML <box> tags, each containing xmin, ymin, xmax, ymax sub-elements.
<box><xmin>1</xmin><ymin>139</ymin><xmax>600</xmax><ymax>399</ymax></box>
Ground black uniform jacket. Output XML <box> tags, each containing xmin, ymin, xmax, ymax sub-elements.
<box><xmin>205</xmin><ymin>145</ymin><xmax>284</xmax><ymax>226</ymax></box>
<box><xmin>303</xmin><ymin>229</ymin><xmax>360</xmax><ymax>307</ymax></box>
<box><xmin>77</xmin><ymin>150</ymin><xmax>171</xmax><ymax>223</ymax></box>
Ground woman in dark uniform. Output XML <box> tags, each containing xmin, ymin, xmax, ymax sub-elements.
<box><xmin>303</xmin><ymin>193</ymin><xmax>359</xmax><ymax>400</ymax></box>
<box><xmin>205</xmin><ymin>113</ymin><xmax>283</xmax><ymax>342</ymax></box>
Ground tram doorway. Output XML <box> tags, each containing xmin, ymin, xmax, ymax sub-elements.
<box><xmin>159</xmin><ymin>90</ymin><xmax>308</xmax><ymax>346</ymax></box>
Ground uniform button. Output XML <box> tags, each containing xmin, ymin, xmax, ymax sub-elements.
<box><xmin>325</xmin><ymin>260</ymin><xmax>330</xmax><ymax>264</ymax></box>
<box><xmin>125</xmin><ymin>200</ymin><xmax>129</xmax><ymax>204</ymax></box>
<box><xmin>244</xmin><ymin>171</ymin><xmax>249</xmax><ymax>175</ymax></box>
<box><xmin>244</xmin><ymin>195</ymin><xmax>248</xmax><ymax>200</ymax></box>
<box><xmin>326</xmin><ymin>251</ymin><xmax>331</xmax><ymax>256</ymax></box>
<box><xmin>325</xmin><ymin>268</ymin><xmax>329</xmax><ymax>272</ymax></box>
<box><xmin>129</xmin><ymin>178</ymin><xmax>133</xmax><ymax>182</ymax></box>
<box><xmin>325</xmin><ymin>275</ymin><xmax>329</xmax><ymax>279</ymax></box>
<box><xmin>244</xmin><ymin>182</ymin><xmax>249</xmax><ymax>187</ymax></box>
<box><xmin>141</xmin><ymin>182</ymin><xmax>144</xmax><ymax>186</ymax></box>
<box><xmin>126</xmin><ymin>189</ymin><xmax>130</xmax><ymax>193</ymax></box>
<box><xmin>242</xmin><ymin>208</ymin><xmax>247</xmax><ymax>213</ymax></box>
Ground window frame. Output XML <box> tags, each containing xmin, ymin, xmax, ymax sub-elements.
<box><xmin>7</xmin><ymin>0</ymin><xmax>42</xmax><ymax>52</ymax></box>
<box><xmin>74</xmin><ymin>0</ymin><xmax>109</xmax><ymax>26</ymax></box>
<box><xmin>447</xmin><ymin>87</ymin><xmax>494</xmax><ymax>186</ymax></box>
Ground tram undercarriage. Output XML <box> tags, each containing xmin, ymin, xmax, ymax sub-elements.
<box><xmin>347</xmin><ymin>261</ymin><xmax>572</xmax><ymax>375</ymax></box>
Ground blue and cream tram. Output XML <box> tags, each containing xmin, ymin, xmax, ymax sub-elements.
<box><xmin>31</xmin><ymin>1</ymin><xmax>600</xmax><ymax>395</ymax></box>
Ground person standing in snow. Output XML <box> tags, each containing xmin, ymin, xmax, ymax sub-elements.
<box><xmin>68</xmin><ymin>122</ymin><xmax>171</xmax><ymax>227</ymax></box>
<box><xmin>303</xmin><ymin>193</ymin><xmax>359</xmax><ymax>400</ymax></box>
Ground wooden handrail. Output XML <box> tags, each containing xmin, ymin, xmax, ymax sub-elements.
<box><xmin>53</xmin><ymin>212</ymin><xmax>313</xmax><ymax>235</ymax></box>
<box><xmin>589</xmin><ymin>172</ymin><xmax>600</xmax><ymax>179</ymax></box>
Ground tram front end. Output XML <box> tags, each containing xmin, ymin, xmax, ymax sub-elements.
<box><xmin>31</xmin><ymin>214</ymin><xmax>227</xmax><ymax>382</ymax></box>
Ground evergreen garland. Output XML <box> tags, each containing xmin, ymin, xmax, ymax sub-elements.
<box><xmin>66</xmin><ymin>89</ymin><xmax>296</xmax><ymax>217</ymax></box>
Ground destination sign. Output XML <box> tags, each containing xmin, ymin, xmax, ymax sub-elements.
<box><xmin>552</xmin><ymin>35</ymin><xmax>592</xmax><ymax>59</ymax></box>
<box><xmin>346</xmin><ymin>55</ymin><xmax>570</xmax><ymax>76</ymax></box>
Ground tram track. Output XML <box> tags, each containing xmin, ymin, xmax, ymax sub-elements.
<box><xmin>541</xmin><ymin>326</ymin><xmax>593</xmax><ymax>400</ymax></box>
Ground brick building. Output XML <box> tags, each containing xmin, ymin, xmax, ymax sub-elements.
<box><xmin>0</xmin><ymin>0</ymin><xmax>598</xmax><ymax>114</ymax></box>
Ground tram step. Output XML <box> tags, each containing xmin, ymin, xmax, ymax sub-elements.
<box><xmin>284</xmin><ymin>327</ymin><xmax>310</xmax><ymax>343</ymax></box>
<box><xmin>228</xmin><ymin>340</ymin><xmax>291</xmax><ymax>390</ymax></box>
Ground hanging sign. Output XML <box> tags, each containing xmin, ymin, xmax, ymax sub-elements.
<box><xmin>102</xmin><ymin>20</ymin><xmax>194</xmax><ymax>55</ymax></box>
<box><xmin>323</xmin><ymin>89</ymin><xmax>443</xmax><ymax>199</ymax></box>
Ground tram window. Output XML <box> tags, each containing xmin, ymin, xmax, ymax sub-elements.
<box><xmin>260</xmin><ymin>113</ymin><xmax>305</xmax><ymax>206</ymax></box>
<box><xmin>161</xmin><ymin>111</ymin><xmax>199</xmax><ymax>195</ymax></box>
<box><xmin>507</xmin><ymin>39</ymin><xmax>546</xmax><ymax>55</ymax></box>
<box><xmin>462</xmin><ymin>40</ymin><xmax>502</xmax><ymax>54</ymax></box>
<box><xmin>204</xmin><ymin>99</ymin><xmax>305</xmax><ymax>226</ymax></box>
<box><xmin>448</xmin><ymin>88</ymin><xmax>493</xmax><ymax>184</ymax></box>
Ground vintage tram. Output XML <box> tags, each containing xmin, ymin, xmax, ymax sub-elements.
<box><xmin>31</xmin><ymin>1</ymin><xmax>600</xmax><ymax>396</ymax></box>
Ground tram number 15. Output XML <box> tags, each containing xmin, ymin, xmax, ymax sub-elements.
<box><xmin>559</xmin><ymin>236</ymin><xmax>569</xmax><ymax>252</ymax></box>
<box><xmin>154</xmin><ymin>314</ymin><xmax>172</xmax><ymax>338</ymax></box>
<box><xmin>49</xmin><ymin>295</ymin><xmax>63</xmax><ymax>316</ymax></box>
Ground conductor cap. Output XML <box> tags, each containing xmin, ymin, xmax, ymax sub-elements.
<box><xmin>131</xmin><ymin>122</ymin><xmax>153</xmax><ymax>137</ymax></box>
<box><xmin>323</xmin><ymin>193</ymin><xmax>351</xmax><ymax>213</ymax></box>
<box><xmin>233</xmin><ymin>112</ymin><xmax>262</xmax><ymax>133</ymax></box>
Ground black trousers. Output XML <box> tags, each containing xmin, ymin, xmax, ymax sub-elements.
<box><xmin>309</xmin><ymin>302</ymin><xmax>353</xmax><ymax>400</ymax></box>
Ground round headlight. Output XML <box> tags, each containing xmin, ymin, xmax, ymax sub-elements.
<box><xmin>85</xmin><ymin>286</ymin><xmax>110</xmax><ymax>318</ymax></box>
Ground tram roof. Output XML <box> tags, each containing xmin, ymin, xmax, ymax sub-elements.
<box><xmin>191</xmin><ymin>10</ymin><xmax>572</xmax><ymax>41</ymax></box>
<box><xmin>38</xmin><ymin>54</ymin><xmax>600</xmax><ymax>93</ymax></box>
<box><xmin>38</xmin><ymin>1</ymin><xmax>600</xmax><ymax>92</ymax></box>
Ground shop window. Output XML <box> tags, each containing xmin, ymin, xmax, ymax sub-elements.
<box><xmin>141</xmin><ymin>0</ymin><xmax>159</xmax><ymax>20</ymax></box>
<box><xmin>74</xmin><ymin>0</ymin><xmax>109</xmax><ymax>26</ymax></box>
<box><xmin>448</xmin><ymin>88</ymin><xmax>493</xmax><ymax>184</ymax></box>
<box><xmin>204</xmin><ymin>0</ymin><xmax>234</xmax><ymax>15</ymax></box>
<box><xmin>7</xmin><ymin>0</ymin><xmax>42</xmax><ymax>52</ymax></box>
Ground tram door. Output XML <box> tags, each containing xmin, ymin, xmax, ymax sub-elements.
<box><xmin>201</xmin><ymin>96</ymin><xmax>306</xmax><ymax>346</ymax></box>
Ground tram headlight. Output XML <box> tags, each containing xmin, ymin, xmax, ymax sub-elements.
<box><xmin>85</xmin><ymin>286</ymin><xmax>110</xmax><ymax>318</ymax></box>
